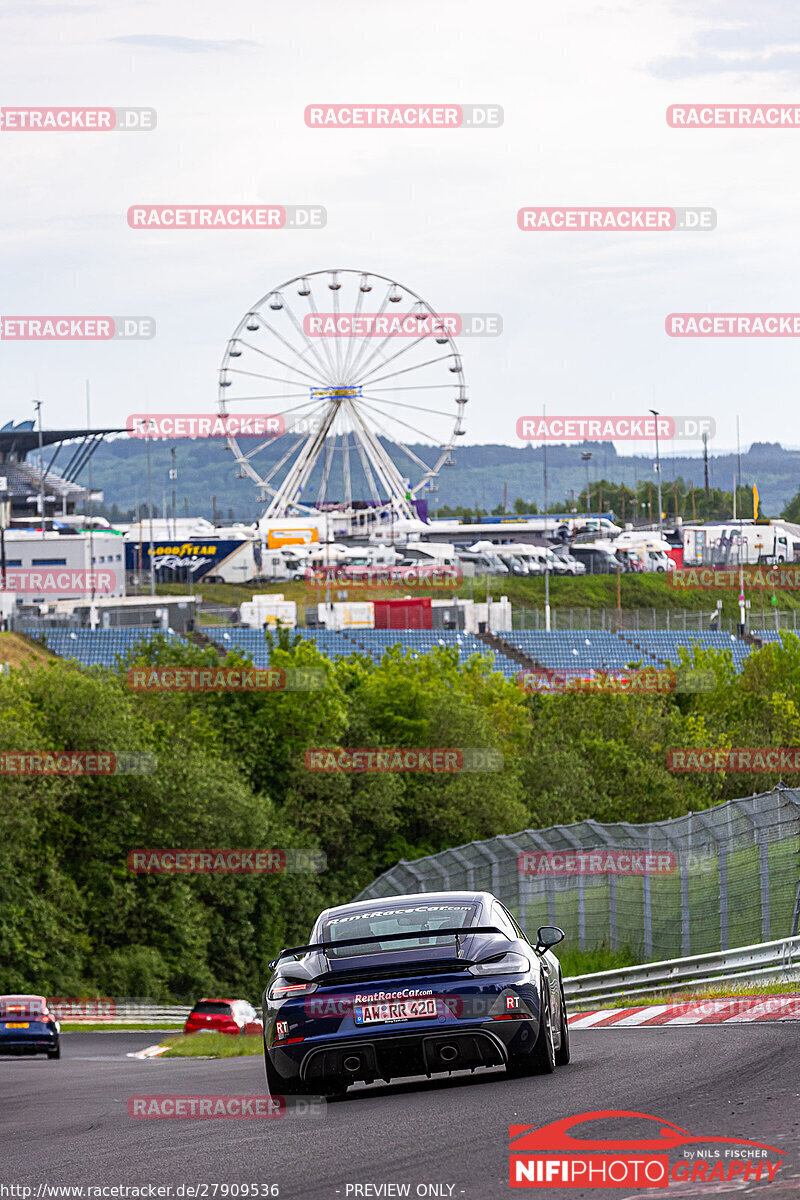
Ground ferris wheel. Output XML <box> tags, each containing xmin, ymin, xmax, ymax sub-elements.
<box><xmin>218</xmin><ymin>269</ymin><xmax>467</xmax><ymax>523</ymax></box>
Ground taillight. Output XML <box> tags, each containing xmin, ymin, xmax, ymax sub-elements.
<box><xmin>268</xmin><ymin>978</ymin><xmax>318</xmax><ymax>1001</ymax></box>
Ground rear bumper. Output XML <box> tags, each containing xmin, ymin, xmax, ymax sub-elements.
<box><xmin>269</xmin><ymin>1019</ymin><xmax>536</xmax><ymax>1085</ymax></box>
<box><xmin>0</xmin><ymin>1036</ymin><xmax>58</xmax><ymax>1055</ymax></box>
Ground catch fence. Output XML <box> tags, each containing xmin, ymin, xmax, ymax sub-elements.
<box><xmin>355</xmin><ymin>786</ymin><xmax>800</xmax><ymax>960</ymax></box>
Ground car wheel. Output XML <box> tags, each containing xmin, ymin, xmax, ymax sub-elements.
<box><xmin>506</xmin><ymin>984</ymin><xmax>556</xmax><ymax>1077</ymax></box>
<box><xmin>264</xmin><ymin>1049</ymin><xmax>304</xmax><ymax>1096</ymax></box>
<box><xmin>47</xmin><ymin>1045</ymin><xmax>61</xmax><ymax>1060</ymax></box>
<box><xmin>555</xmin><ymin>982</ymin><xmax>571</xmax><ymax>1065</ymax></box>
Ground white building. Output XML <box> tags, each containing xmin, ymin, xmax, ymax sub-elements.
<box><xmin>3</xmin><ymin>529</ymin><xmax>125</xmax><ymax>604</ymax></box>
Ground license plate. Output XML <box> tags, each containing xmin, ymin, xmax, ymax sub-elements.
<box><xmin>6</xmin><ymin>1022</ymin><xmax>29</xmax><ymax>1029</ymax></box>
<box><xmin>354</xmin><ymin>998</ymin><xmax>438</xmax><ymax>1025</ymax></box>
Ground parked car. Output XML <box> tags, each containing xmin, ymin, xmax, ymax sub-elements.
<box><xmin>568</xmin><ymin>544</ymin><xmax>619</xmax><ymax>575</ymax></box>
<box><xmin>0</xmin><ymin>995</ymin><xmax>60</xmax><ymax>1059</ymax></box>
<box><xmin>548</xmin><ymin>548</ymin><xmax>585</xmax><ymax>576</ymax></box>
<box><xmin>184</xmin><ymin>998</ymin><xmax>263</xmax><ymax>1037</ymax></box>
<box><xmin>499</xmin><ymin>554</ymin><xmax>530</xmax><ymax>576</ymax></box>
<box><xmin>458</xmin><ymin>550</ymin><xmax>509</xmax><ymax>577</ymax></box>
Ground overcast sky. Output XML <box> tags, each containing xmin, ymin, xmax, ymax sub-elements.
<box><xmin>2</xmin><ymin>0</ymin><xmax>800</xmax><ymax>463</ymax></box>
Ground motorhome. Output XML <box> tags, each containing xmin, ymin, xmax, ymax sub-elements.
<box><xmin>683</xmin><ymin>521</ymin><xmax>800</xmax><ymax>568</ymax></box>
<box><xmin>611</xmin><ymin>532</ymin><xmax>675</xmax><ymax>573</ymax></box>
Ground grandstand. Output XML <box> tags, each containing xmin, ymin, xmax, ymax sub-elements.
<box><xmin>0</xmin><ymin>420</ymin><xmax>121</xmax><ymax>517</ymax></box>
<box><xmin>203</xmin><ymin>626</ymin><xmax>521</xmax><ymax>677</ymax></box>
<box><xmin>17</xmin><ymin>621</ymin><xmax>776</xmax><ymax>677</ymax></box>
<box><xmin>23</xmin><ymin>626</ymin><xmax>184</xmax><ymax>667</ymax></box>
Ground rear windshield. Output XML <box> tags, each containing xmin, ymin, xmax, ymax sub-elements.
<box><xmin>321</xmin><ymin>903</ymin><xmax>477</xmax><ymax>958</ymax></box>
<box><xmin>0</xmin><ymin>999</ymin><xmax>45</xmax><ymax>1018</ymax></box>
<box><xmin>191</xmin><ymin>1002</ymin><xmax>232</xmax><ymax>1015</ymax></box>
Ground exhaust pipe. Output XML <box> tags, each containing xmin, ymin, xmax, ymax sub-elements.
<box><xmin>439</xmin><ymin>1044</ymin><xmax>459</xmax><ymax>1063</ymax></box>
<box><xmin>343</xmin><ymin>1055</ymin><xmax>362</xmax><ymax>1074</ymax></box>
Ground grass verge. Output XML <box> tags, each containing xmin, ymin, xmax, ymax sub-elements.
<box><xmin>571</xmin><ymin>979</ymin><xmax>800</xmax><ymax>1011</ymax></box>
<box><xmin>0</xmin><ymin>631</ymin><xmax>55</xmax><ymax>667</ymax></box>
<box><xmin>160</xmin><ymin>1032</ymin><xmax>263</xmax><ymax>1058</ymax></box>
<box><xmin>555</xmin><ymin>945</ymin><xmax>638</xmax><ymax>977</ymax></box>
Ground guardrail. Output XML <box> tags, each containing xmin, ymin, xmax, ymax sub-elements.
<box><xmin>563</xmin><ymin>933</ymin><xmax>800</xmax><ymax>1007</ymax></box>
<box><xmin>55</xmin><ymin>1004</ymin><xmax>191</xmax><ymax>1024</ymax></box>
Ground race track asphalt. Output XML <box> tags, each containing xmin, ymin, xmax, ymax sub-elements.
<box><xmin>1</xmin><ymin>1027</ymin><xmax>798</xmax><ymax>1199</ymax></box>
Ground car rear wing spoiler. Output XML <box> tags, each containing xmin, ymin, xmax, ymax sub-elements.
<box><xmin>274</xmin><ymin>925</ymin><xmax>509</xmax><ymax>965</ymax></box>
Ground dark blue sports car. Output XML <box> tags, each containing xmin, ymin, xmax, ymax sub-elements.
<box><xmin>262</xmin><ymin>890</ymin><xmax>569</xmax><ymax>1096</ymax></box>
<box><xmin>0</xmin><ymin>995</ymin><xmax>61</xmax><ymax>1059</ymax></box>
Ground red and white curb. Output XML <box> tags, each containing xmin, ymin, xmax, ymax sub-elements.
<box><xmin>127</xmin><ymin>1043</ymin><xmax>170</xmax><ymax>1058</ymax></box>
<box><xmin>568</xmin><ymin>994</ymin><xmax>800</xmax><ymax>1027</ymax></box>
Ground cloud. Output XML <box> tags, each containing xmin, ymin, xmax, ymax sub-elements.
<box><xmin>109</xmin><ymin>34</ymin><xmax>258</xmax><ymax>54</ymax></box>
<box><xmin>651</xmin><ymin>1</ymin><xmax>800</xmax><ymax>77</ymax></box>
<box><xmin>652</xmin><ymin>49</ymin><xmax>800</xmax><ymax>78</ymax></box>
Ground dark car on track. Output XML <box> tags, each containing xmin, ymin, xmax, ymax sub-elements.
<box><xmin>0</xmin><ymin>995</ymin><xmax>60</xmax><ymax>1059</ymax></box>
<box><xmin>184</xmin><ymin>998</ymin><xmax>263</xmax><ymax>1037</ymax></box>
<box><xmin>262</xmin><ymin>890</ymin><xmax>570</xmax><ymax>1097</ymax></box>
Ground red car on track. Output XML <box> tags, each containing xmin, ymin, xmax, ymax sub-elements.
<box><xmin>184</xmin><ymin>998</ymin><xmax>262</xmax><ymax>1036</ymax></box>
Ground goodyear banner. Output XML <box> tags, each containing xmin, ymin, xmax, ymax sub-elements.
<box><xmin>124</xmin><ymin>539</ymin><xmax>252</xmax><ymax>578</ymax></box>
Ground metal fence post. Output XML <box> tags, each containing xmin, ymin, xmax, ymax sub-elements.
<box><xmin>759</xmin><ymin>836</ymin><xmax>771</xmax><ymax>941</ymax></box>
<box><xmin>718</xmin><ymin>844</ymin><xmax>729</xmax><ymax>950</ymax></box>
<box><xmin>643</xmin><ymin>874</ymin><xmax>652</xmax><ymax>959</ymax></box>
<box><xmin>577</xmin><ymin>873</ymin><xmax>586</xmax><ymax>950</ymax></box>
<box><xmin>608</xmin><ymin>873</ymin><xmax>617</xmax><ymax>950</ymax></box>
<box><xmin>680</xmin><ymin>854</ymin><xmax>690</xmax><ymax>956</ymax></box>
<box><xmin>792</xmin><ymin>864</ymin><xmax>800</xmax><ymax>936</ymax></box>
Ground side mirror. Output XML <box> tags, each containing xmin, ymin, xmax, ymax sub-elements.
<box><xmin>536</xmin><ymin>925</ymin><xmax>565</xmax><ymax>951</ymax></box>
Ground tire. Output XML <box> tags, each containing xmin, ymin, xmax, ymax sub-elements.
<box><xmin>555</xmin><ymin>982</ymin><xmax>571</xmax><ymax>1066</ymax></box>
<box><xmin>506</xmin><ymin>983</ymin><xmax>556</xmax><ymax>1077</ymax></box>
<box><xmin>264</xmin><ymin>1049</ymin><xmax>304</xmax><ymax>1096</ymax></box>
<box><xmin>47</xmin><ymin>1045</ymin><xmax>61</xmax><ymax>1060</ymax></box>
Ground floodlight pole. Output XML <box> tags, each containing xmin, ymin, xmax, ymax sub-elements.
<box><xmin>34</xmin><ymin>400</ymin><xmax>45</xmax><ymax>537</ymax></box>
<box><xmin>650</xmin><ymin>409</ymin><xmax>663</xmax><ymax>539</ymax></box>
<box><xmin>543</xmin><ymin>406</ymin><xmax>550</xmax><ymax>632</ymax></box>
